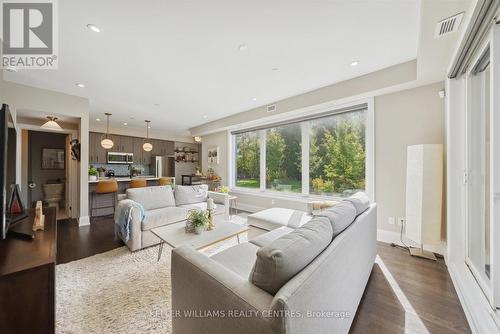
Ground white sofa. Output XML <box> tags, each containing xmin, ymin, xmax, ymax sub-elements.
<box><xmin>171</xmin><ymin>193</ymin><xmax>376</xmax><ymax>334</ymax></box>
<box><xmin>118</xmin><ymin>184</ymin><xmax>230</xmax><ymax>251</ymax></box>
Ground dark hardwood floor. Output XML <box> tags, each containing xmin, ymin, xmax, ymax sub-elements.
<box><xmin>57</xmin><ymin>217</ymin><xmax>123</xmax><ymax>264</ymax></box>
<box><xmin>57</xmin><ymin>217</ymin><xmax>471</xmax><ymax>333</ymax></box>
<box><xmin>351</xmin><ymin>243</ymin><xmax>471</xmax><ymax>334</ymax></box>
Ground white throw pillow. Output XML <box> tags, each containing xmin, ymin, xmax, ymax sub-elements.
<box><xmin>175</xmin><ymin>185</ymin><xmax>209</xmax><ymax>206</ymax></box>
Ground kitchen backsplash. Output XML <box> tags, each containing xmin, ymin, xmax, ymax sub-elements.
<box><xmin>91</xmin><ymin>163</ymin><xmax>151</xmax><ymax>176</ymax></box>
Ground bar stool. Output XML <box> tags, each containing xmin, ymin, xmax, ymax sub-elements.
<box><xmin>90</xmin><ymin>179</ymin><xmax>118</xmax><ymax>217</ymax></box>
<box><xmin>130</xmin><ymin>178</ymin><xmax>147</xmax><ymax>188</ymax></box>
<box><xmin>158</xmin><ymin>177</ymin><xmax>173</xmax><ymax>187</ymax></box>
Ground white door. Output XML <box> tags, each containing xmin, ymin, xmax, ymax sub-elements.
<box><xmin>466</xmin><ymin>26</ymin><xmax>500</xmax><ymax>308</ymax></box>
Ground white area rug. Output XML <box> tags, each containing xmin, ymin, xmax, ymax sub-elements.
<box><xmin>56</xmin><ymin>219</ymin><xmax>249</xmax><ymax>334</ymax></box>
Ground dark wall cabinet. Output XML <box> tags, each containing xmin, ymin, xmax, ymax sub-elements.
<box><xmin>152</xmin><ymin>139</ymin><xmax>174</xmax><ymax>156</ymax></box>
<box><xmin>89</xmin><ymin>132</ymin><xmax>107</xmax><ymax>164</ymax></box>
<box><xmin>89</xmin><ymin>132</ymin><xmax>173</xmax><ymax>165</ymax></box>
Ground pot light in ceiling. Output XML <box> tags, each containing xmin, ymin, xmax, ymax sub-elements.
<box><xmin>252</xmin><ymin>97</ymin><xmax>257</xmax><ymax>101</ymax></box>
<box><xmin>101</xmin><ymin>113</ymin><xmax>114</xmax><ymax>149</ymax></box>
<box><xmin>95</xmin><ymin>118</ymin><xmax>101</xmax><ymax>122</ymax></box>
<box><xmin>40</xmin><ymin>116</ymin><xmax>63</xmax><ymax>131</ymax></box>
<box><xmin>194</xmin><ymin>136</ymin><xmax>202</xmax><ymax>143</ymax></box>
<box><xmin>86</xmin><ymin>24</ymin><xmax>101</xmax><ymax>33</ymax></box>
<box><xmin>350</xmin><ymin>60</ymin><xmax>359</xmax><ymax>67</ymax></box>
<box><xmin>123</xmin><ymin>122</ymin><xmax>128</xmax><ymax>126</ymax></box>
<box><xmin>143</xmin><ymin>120</ymin><xmax>153</xmax><ymax>152</ymax></box>
<box><xmin>271</xmin><ymin>67</ymin><xmax>279</xmax><ymax>71</ymax></box>
<box><xmin>203</xmin><ymin>115</ymin><xmax>208</xmax><ymax>119</ymax></box>
<box><xmin>76</xmin><ymin>83</ymin><xmax>85</xmax><ymax>88</ymax></box>
<box><xmin>238</xmin><ymin>44</ymin><xmax>248</xmax><ymax>51</ymax></box>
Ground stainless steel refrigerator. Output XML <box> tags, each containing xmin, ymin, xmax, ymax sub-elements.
<box><xmin>151</xmin><ymin>155</ymin><xmax>175</xmax><ymax>178</ymax></box>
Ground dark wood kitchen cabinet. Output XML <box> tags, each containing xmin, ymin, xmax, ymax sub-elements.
<box><xmin>152</xmin><ymin>139</ymin><xmax>174</xmax><ymax>156</ymax></box>
<box><xmin>89</xmin><ymin>132</ymin><xmax>107</xmax><ymax>164</ymax></box>
<box><xmin>89</xmin><ymin>133</ymin><xmax>175</xmax><ymax>165</ymax></box>
<box><xmin>120</xmin><ymin>136</ymin><xmax>134</xmax><ymax>153</ymax></box>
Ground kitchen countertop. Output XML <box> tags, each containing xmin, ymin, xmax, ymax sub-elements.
<box><xmin>88</xmin><ymin>176</ymin><xmax>160</xmax><ymax>183</ymax></box>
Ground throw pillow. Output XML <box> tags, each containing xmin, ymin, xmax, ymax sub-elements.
<box><xmin>314</xmin><ymin>200</ymin><xmax>356</xmax><ymax>237</ymax></box>
<box><xmin>175</xmin><ymin>184</ymin><xmax>209</xmax><ymax>206</ymax></box>
<box><xmin>249</xmin><ymin>218</ymin><xmax>333</xmax><ymax>295</ymax></box>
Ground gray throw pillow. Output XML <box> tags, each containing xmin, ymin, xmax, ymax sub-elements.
<box><xmin>314</xmin><ymin>201</ymin><xmax>356</xmax><ymax>237</ymax></box>
<box><xmin>249</xmin><ymin>219</ymin><xmax>333</xmax><ymax>295</ymax></box>
<box><xmin>126</xmin><ymin>185</ymin><xmax>176</xmax><ymax>210</ymax></box>
<box><xmin>343</xmin><ymin>192</ymin><xmax>370</xmax><ymax>216</ymax></box>
<box><xmin>175</xmin><ymin>185</ymin><xmax>208</xmax><ymax>206</ymax></box>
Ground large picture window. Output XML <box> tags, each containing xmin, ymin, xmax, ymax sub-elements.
<box><xmin>232</xmin><ymin>103</ymin><xmax>372</xmax><ymax>198</ymax></box>
<box><xmin>235</xmin><ymin>131</ymin><xmax>260</xmax><ymax>188</ymax></box>
<box><xmin>309</xmin><ymin>110</ymin><xmax>366</xmax><ymax>197</ymax></box>
<box><xmin>266</xmin><ymin>123</ymin><xmax>302</xmax><ymax>193</ymax></box>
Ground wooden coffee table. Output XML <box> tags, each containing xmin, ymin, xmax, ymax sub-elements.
<box><xmin>151</xmin><ymin>217</ymin><xmax>249</xmax><ymax>261</ymax></box>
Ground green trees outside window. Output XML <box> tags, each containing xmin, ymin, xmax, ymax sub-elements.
<box><xmin>234</xmin><ymin>110</ymin><xmax>366</xmax><ymax>197</ymax></box>
<box><xmin>235</xmin><ymin>132</ymin><xmax>260</xmax><ymax>188</ymax></box>
<box><xmin>310</xmin><ymin>111</ymin><xmax>366</xmax><ymax>196</ymax></box>
<box><xmin>265</xmin><ymin>124</ymin><xmax>302</xmax><ymax>193</ymax></box>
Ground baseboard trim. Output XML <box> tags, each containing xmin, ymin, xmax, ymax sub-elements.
<box><xmin>377</xmin><ymin>229</ymin><xmax>447</xmax><ymax>257</ymax></box>
<box><xmin>78</xmin><ymin>215</ymin><xmax>90</xmax><ymax>227</ymax></box>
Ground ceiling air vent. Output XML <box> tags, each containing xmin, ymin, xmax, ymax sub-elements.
<box><xmin>435</xmin><ymin>12</ymin><xmax>464</xmax><ymax>38</ymax></box>
<box><xmin>267</xmin><ymin>104</ymin><xmax>277</xmax><ymax>113</ymax></box>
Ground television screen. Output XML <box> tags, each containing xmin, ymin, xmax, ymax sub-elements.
<box><xmin>1</xmin><ymin>104</ymin><xmax>18</xmax><ymax>239</ymax></box>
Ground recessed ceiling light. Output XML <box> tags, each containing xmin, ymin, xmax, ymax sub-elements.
<box><xmin>153</xmin><ymin>103</ymin><xmax>160</xmax><ymax>107</ymax></box>
<box><xmin>86</xmin><ymin>24</ymin><xmax>101</xmax><ymax>33</ymax></box>
<box><xmin>3</xmin><ymin>66</ymin><xmax>18</xmax><ymax>72</ymax></box>
<box><xmin>129</xmin><ymin>116</ymin><xmax>135</xmax><ymax>119</ymax></box>
<box><xmin>95</xmin><ymin>118</ymin><xmax>101</xmax><ymax>122</ymax></box>
<box><xmin>350</xmin><ymin>60</ymin><xmax>359</xmax><ymax>67</ymax></box>
<box><xmin>238</xmin><ymin>44</ymin><xmax>248</xmax><ymax>51</ymax></box>
<box><xmin>252</xmin><ymin>97</ymin><xmax>257</xmax><ymax>101</ymax></box>
<box><xmin>271</xmin><ymin>67</ymin><xmax>279</xmax><ymax>71</ymax></box>
<box><xmin>76</xmin><ymin>83</ymin><xmax>85</xmax><ymax>88</ymax></box>
<box><xmin>123</xmin><ymin>122</ymin><xmax>128</xmax><ymax>126</ymax></box>
<box><xmin>148</xmin><ymin>126</ymin><xmax>151</xmax><ymax>129</ymax></box>
<box><xmin>203</xmin><ymin>115</ymin><xmax>208</xmax><ymax>119</ymax></box>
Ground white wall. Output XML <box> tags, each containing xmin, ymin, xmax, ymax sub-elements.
<box><xmin>192</xmin><ymin>60</ymin><xmax>417</xmax><ymax>136</ymax></box>
<box><xmin>375</xmin><ymin>82</ymin><xmax>445</xmax><ymax>234</ymax></box>
<box><xmin>201</xmin><ymin>131</ymin><xmax>228</xmax><ymax>182</ymax></box>
<box><xmin>0</xmin><ymin>79</ymin><xmax>91</xmax><ymax>225</ymax></box>
<box><xmin>200</xmin><ymin>82</ymin><xmax>446</xmax><ymax>236</ymax></box>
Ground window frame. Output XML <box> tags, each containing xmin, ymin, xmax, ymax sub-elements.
<box><xmin>228</xmin><ymin>98</ymin><xmax>375</xmax><ymax>201</ymax></box>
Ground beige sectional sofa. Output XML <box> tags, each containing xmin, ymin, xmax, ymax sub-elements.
<box><xmin>171</xmin><ymin>193</ymin><xmax>377</xmax><ymax>334</ymax></box>
<box><xmin>118</xmin><ymin>184</ymin><xmax>229</xmax><ymax>251</ymax></box>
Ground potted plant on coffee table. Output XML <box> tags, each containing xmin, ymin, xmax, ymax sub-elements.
<box><xmin>187</xmin><ymin>209</ymin><xmax>209</xmax><ymax>234</ymax></box>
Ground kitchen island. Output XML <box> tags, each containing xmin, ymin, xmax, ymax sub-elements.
<box><xmin>88</xmin><ymin>176</ymin><xmax>159</xmax><ymax>183</ymax></box>
<box><xmin>88</xmin><ymin>176</ymin><xmax>171</xmax><ymax>217</ymax></box>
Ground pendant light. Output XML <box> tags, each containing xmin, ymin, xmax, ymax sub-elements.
<box><xmin>143</xmin><ymin>120</ymin><xmax>153</xmax><ymax>152</ymax></box>
<box><xmin>101</xmin><ymin>113</ymin><xmax>114</xmax><ymax>149</ymax></box>
<box><xmin>40</xmin><ymin>116</ymin><xmax>63</xmax><ymax>131</ymax></box>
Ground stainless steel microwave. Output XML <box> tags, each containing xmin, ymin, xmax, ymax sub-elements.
<box><xmin>107</xmin><ymin>152</ymin><xmax>133</xmax><ymax>164</ymax></box>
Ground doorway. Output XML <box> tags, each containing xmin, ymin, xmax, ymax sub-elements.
<box><xmin>27</xmin><ymin>130</ymin><xmax>69</xmax><ymax>220</ymax></box>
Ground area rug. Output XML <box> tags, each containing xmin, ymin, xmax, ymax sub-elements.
<box><xmin>56</xmin><ymin>229</ymin><xmax>248</xmax><ymax>334</ymax></box>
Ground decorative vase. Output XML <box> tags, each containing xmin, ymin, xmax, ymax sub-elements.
<box><xmin>89</xmin><ymin>175</ymin><xmax>97</xmax><ymax>181</ymax></box>
<box><xmin>194</xmin><ymin>225</ymin><xmax>205</xmax><ymax>235</ymax></box>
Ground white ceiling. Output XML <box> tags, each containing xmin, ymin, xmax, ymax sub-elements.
<box><xmin>5</xmin><ymin>0</ymin><xmax>420</xmax><ymax>136</ymax></box>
